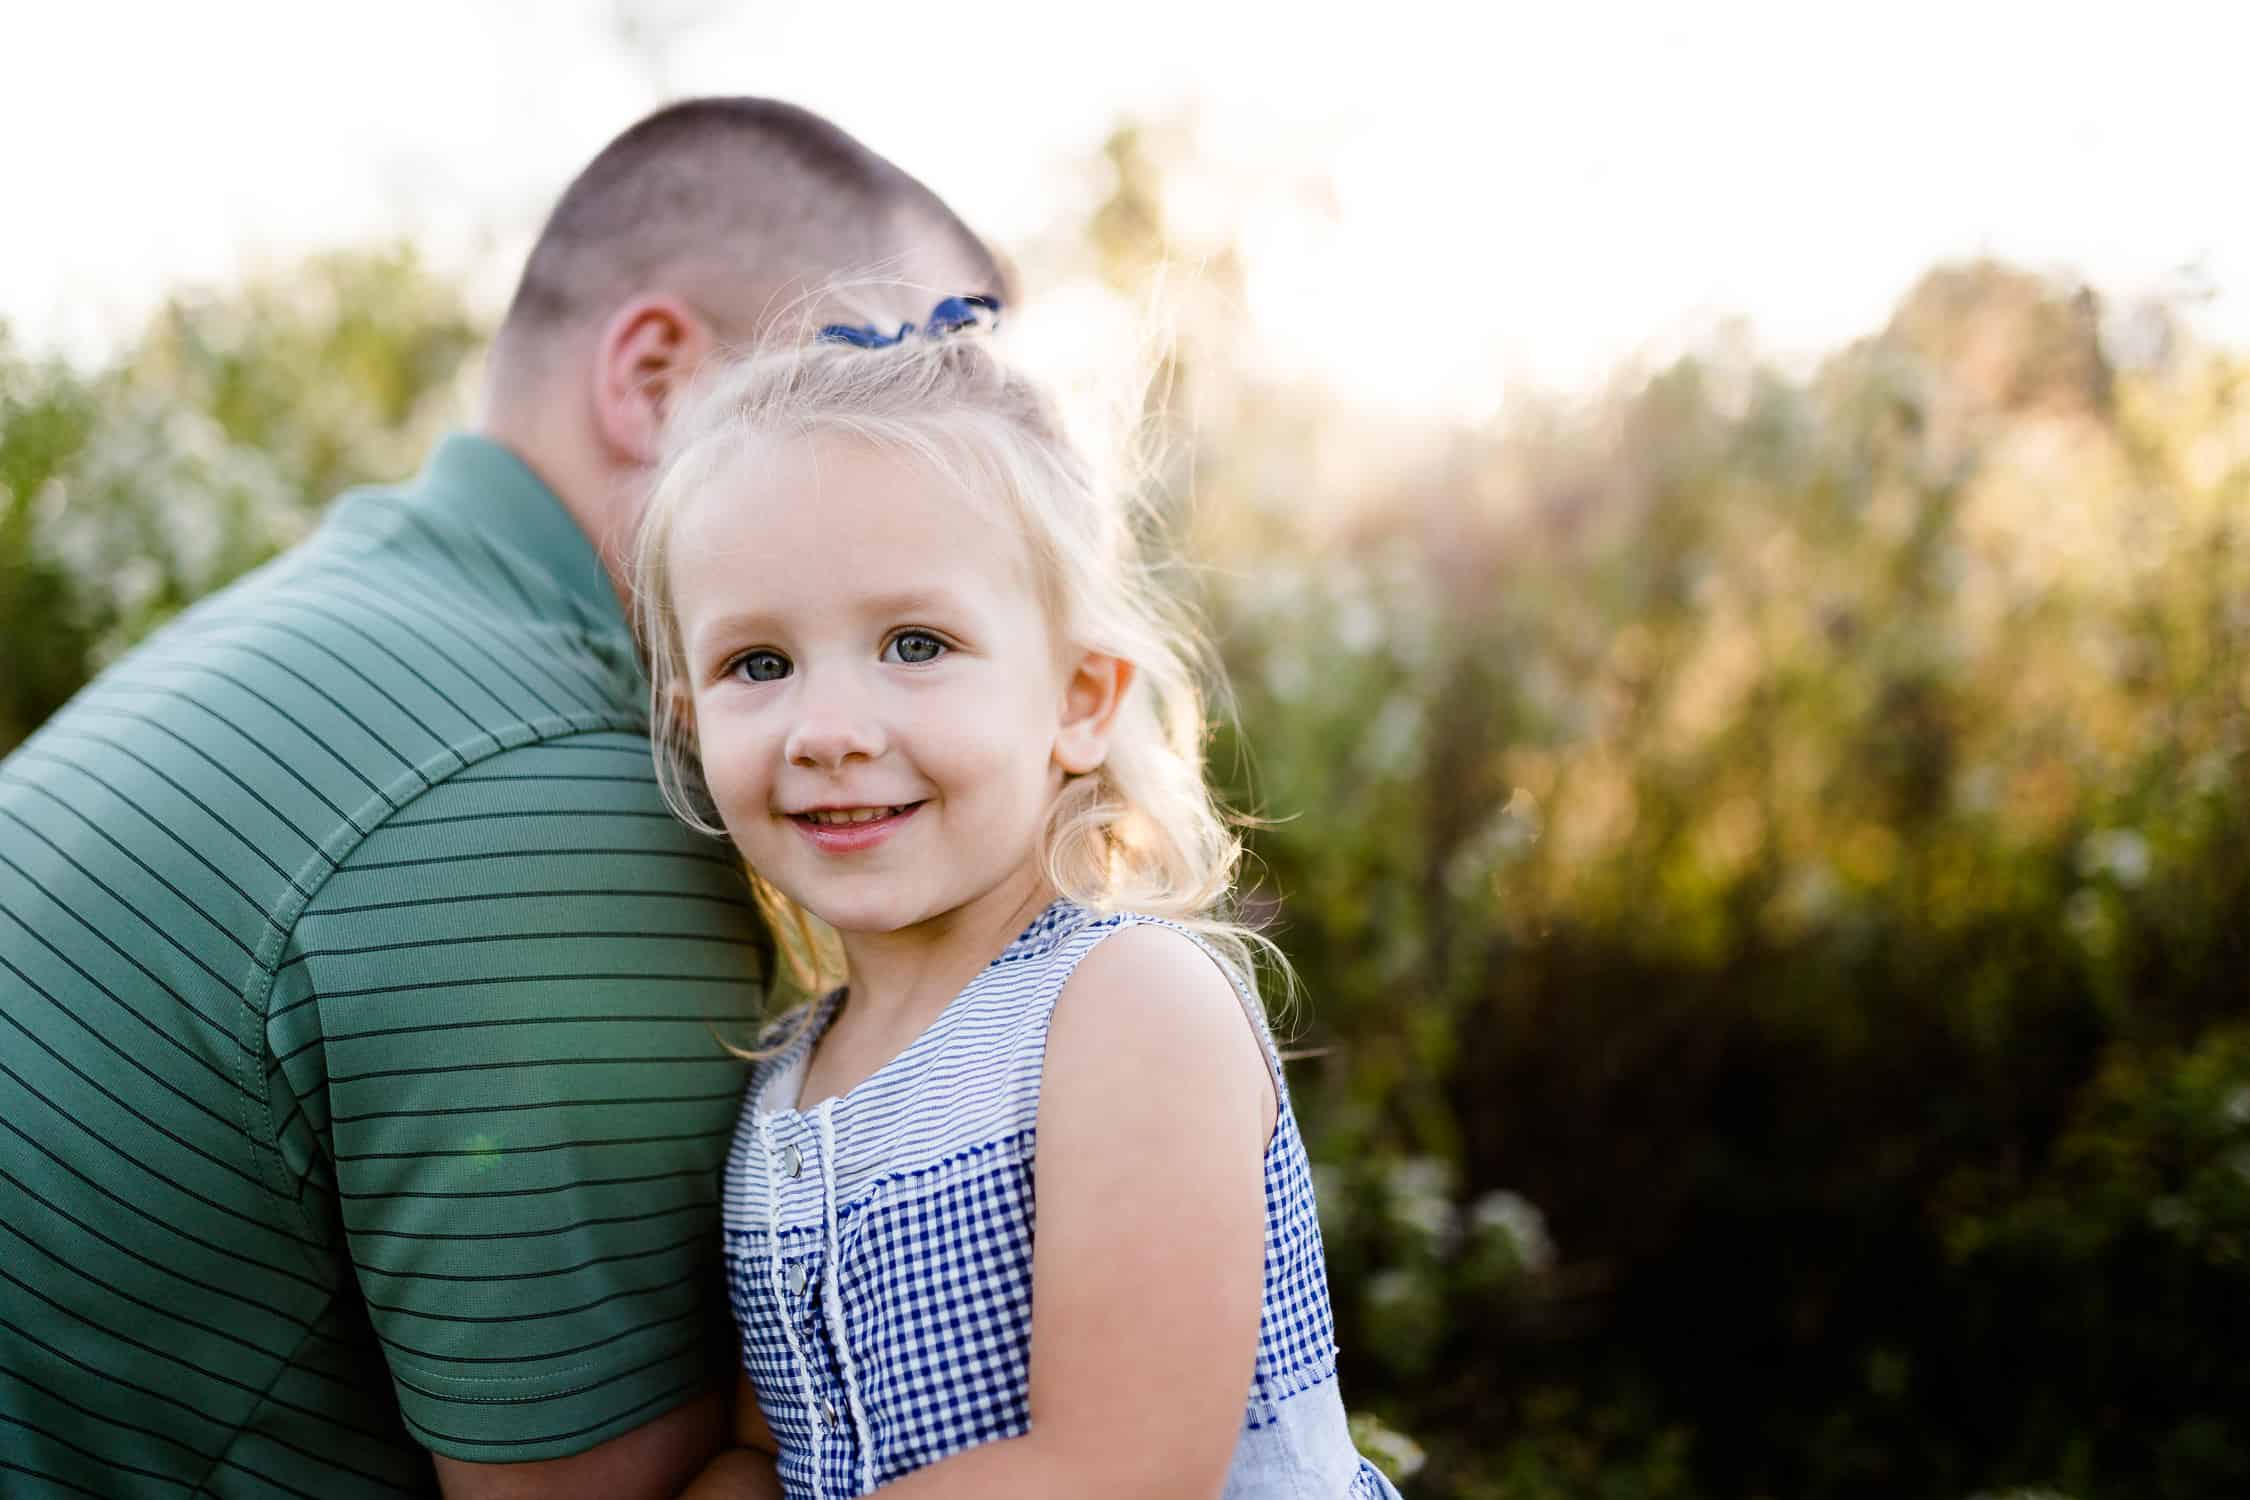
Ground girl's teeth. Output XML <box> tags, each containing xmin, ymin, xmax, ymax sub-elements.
<box><xmin>808</xmin><ymin>807</ymin><xmax>900</xmax><ymax>825</ymax></box>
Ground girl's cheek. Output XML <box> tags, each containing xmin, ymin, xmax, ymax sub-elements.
<box><xmin>696</xmin><ymin>720</ymin><xmax>766</xmax><ymax>807</ymax></box>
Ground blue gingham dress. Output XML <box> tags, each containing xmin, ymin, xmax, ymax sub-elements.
<box><xmin>722</xmin><ymin>900</ymin><xmax>1404</xmax><ymax>1499</ymax></box>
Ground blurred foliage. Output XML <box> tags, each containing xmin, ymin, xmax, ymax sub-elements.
<box><xmin>0</xmin><ymin>243</ymin><xmax>480</xmax><ymax>746</ymax></box>
<box><xmin>1193</xmin><ymin>262</ymin><xmax>2250</xmax><ymax>1498</ymax></box>
<box><xmin>8</xmin><ymin>127</ymin><xmax>2250</xmax><ymax>1500</ymax></box>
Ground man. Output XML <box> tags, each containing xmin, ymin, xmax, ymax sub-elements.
<box><xmin>0</xmin><ymin>98</ymin><xmax>1004</xmax><ymax>1499</ymax></box>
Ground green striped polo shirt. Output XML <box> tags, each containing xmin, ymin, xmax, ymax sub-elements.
<box><xmin>0</xmin><ymin>434</ymin><xmax>765</xmax><ymax>1496</ymax></box>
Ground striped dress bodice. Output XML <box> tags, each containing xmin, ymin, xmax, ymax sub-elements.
<box><xmin>719</xmin><ymin>900</ymin><xmax>1401</xmax><ymax>1499</ymax></box>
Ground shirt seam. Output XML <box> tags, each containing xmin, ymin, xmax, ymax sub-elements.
<box><xmin>389</xmin><ymin>1327</ymin><xmax>702</xmax><ymax>1399</ymax></box>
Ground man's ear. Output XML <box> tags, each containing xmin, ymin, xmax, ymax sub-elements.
<box><xmin>1054</xmin><ymin>651</ymin><xmax>1135</xmax><ymax>776</ymax></box>
<box><xmin>592</xmin><ymin>295</ymin><xmax>717</xmax><ymax>466</ymax></box>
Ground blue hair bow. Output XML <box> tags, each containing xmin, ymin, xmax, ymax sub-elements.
<box><xmin>818</xmin><ymin>293</ymin><xmax>1001</xmax><ymax>349</ymax></box>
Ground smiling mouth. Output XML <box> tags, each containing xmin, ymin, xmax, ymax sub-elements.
<box><xmin>794</xmin><ymin>803</ymin><xmax>921</xmax><ymax>826</ymax></box>
<box><xmin>786</xmin><ymin>802</ymin><xmax>926</xmax><ymax>851</ymax></box>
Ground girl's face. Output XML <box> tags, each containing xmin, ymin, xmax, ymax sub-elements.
<box><xmin>668</xmin><ymin>432</ymin><xmax>1115</xmax><ymax>944</ymax></box>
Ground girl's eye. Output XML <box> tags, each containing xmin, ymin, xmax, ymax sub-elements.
<box><xmin>884</xmin><ymin>631</ymin><xmax>948</xmax><ymax>666</ymax></box>
<box><xmin>732</xmin><ymin>649</ymin><xmax>791</xmax><ymax>683</ymax></box>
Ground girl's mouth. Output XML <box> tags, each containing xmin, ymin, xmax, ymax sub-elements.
<box><xmin>788</xmin><ymin>802</ymin><xmax>925</xmax><ymax>851</ymax></box>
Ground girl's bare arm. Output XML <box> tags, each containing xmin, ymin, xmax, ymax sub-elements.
<box><xmin>674</xmin><ymin>1371</ymin><xmax>784</xmax><ymax>1500</ymax></box>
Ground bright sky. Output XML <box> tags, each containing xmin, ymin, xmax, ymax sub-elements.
<box><xmin>6</xmin><ymin>0</ymin><xmax>2247</xmax><ymax>419</ymax></box>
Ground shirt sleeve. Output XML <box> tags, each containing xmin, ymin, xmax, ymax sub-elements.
<box><xmin>263</xmin><ymin>730</ymin><xmax>763</xmax><ymax>1462</ymax></box>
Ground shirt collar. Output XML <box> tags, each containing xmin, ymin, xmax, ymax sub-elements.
<box><xmin>403</xmin><ymin>431</ymin><xmax>627</xmax><ymax>633</ymax></box>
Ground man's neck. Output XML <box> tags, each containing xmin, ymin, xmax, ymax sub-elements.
<box><xmin>472</xmin><ymin>417</ymin><xmax>637</xmax><ymax>607</ymax></box>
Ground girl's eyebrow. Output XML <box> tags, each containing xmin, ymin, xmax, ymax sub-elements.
<box><xmin>853</xmin><ymin>585</ymin><xmax>975</xmax><ymax>620</ymax></box>
<box><xmin>687</xmin><ymin>607</ymin><xmax>782</xmax><ymax>656</ymax></box>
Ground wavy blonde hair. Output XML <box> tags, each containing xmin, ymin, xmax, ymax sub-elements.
<box><xmin>631</xmin><ymin>318</ymin><xmax>1283</xmax><ymax>1017</ymax></box>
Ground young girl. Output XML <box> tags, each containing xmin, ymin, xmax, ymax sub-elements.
<box><xmin>638</xmin><ymin>299</ymin><xmax>1401</xmax><ymax>1499</ymax></box>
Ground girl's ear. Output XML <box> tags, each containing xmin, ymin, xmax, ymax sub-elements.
<box><xmin>1054</xmin><ymin>651</ymin><xmax>1134</xmax><ymax>775</ymax></box>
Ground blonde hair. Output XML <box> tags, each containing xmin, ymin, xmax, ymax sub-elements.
<box><xmin>631</xmin><ymin>318</ymin><xmax>1284</xmax><ymax>1017</ymax></box>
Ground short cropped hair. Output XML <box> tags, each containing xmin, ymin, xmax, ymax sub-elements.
<box><xmin>493</xmin><ymin>98</ymin><xmax>1005</xmax><ymax>368</ymax></box>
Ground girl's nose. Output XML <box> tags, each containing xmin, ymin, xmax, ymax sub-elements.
<box><xmin>783</xmin><ymin>690</ymin><xmax>888</xmax><ymax>770</ymax></box>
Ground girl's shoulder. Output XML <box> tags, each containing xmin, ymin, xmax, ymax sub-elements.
<box><xmin>1010</xmin><ymin>904</ymin><xmax>1262</xmax><ymax>1037</ymax></box>
<box><xmin>1027</xmin><ymin>901</ymin><xmax>1251</xmax><ymax>986</ymax></box>
<box><xmin>1043</xmin><ymin>912</ymin><xmax>1283</xmax><ymax>1123</ymax></box>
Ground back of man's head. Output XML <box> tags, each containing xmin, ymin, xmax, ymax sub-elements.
<box><xmin>488</xmin><ymin>97</ymin><xmax>1005</xmax><ymax>398</ymax></box>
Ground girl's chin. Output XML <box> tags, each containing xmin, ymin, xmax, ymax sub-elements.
<box><xmin>782</xmin><ymin>889</ymin><xmax>930</xmax><ymax>936</ymax></box>
<box><xmin>788</xmin><ymin>880</ymin><xmax>1042</xmax><ymax>944</ymax></box>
